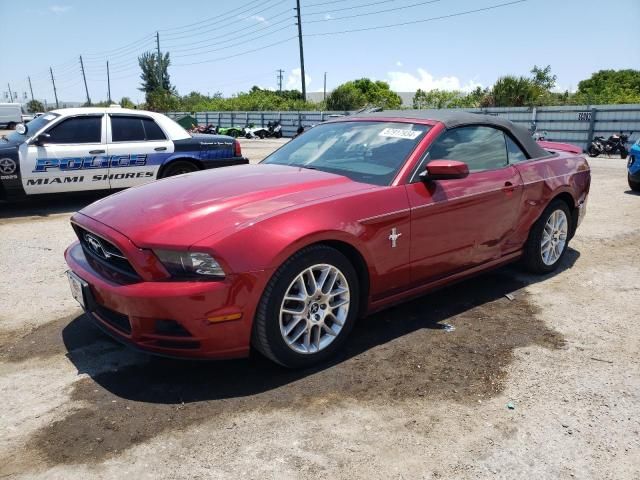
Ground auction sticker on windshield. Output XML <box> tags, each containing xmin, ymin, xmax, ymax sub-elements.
<box><xmin>378</xmin><ymin>127</ymin><xmax>423</xmax><ymax>140</ymax></box>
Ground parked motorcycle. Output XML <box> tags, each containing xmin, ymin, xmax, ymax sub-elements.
<box><xmin>243</xmin><ymin>123</ymin><xmax>270</xmax><ymax>139</ymax></box>
<box><xmin>266</xmin><ymin>120</ymin><xmax>283</xmax><ymax>138</ymax></box>
<box><xmin>216</xmin><ymin>125</ymin><xmax>244</xmax><ymax>138</ymax></box>
<box><xmin>588</xmin><ymin>131</ymin><xmax>633</xmax><ymax>159</ymax></box>
<box><xmin>189</xmin><ymin>124</ymin><xmax>217</xmax><ymax>134</ymax></box>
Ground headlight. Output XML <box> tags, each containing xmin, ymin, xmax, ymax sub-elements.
<box><xmin>154</xmin><ymin>250</ymin><xmax>225</xmax><ymax>279</ymax></box>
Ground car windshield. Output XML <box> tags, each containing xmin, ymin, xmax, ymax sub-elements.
<box><xmin>2</xmin><ymin>112</ymin><xmax>60</xmax><ymax>143</ymax></box>
<box><xmin>262</xmin><ymin>121</ymin><xmax>430</xmax><ymax>186</ymax></box>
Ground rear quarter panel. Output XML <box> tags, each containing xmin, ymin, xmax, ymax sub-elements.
<box><xmin>513</xmin><ymin>152</ymin><xmax>590</xmax><ymax>246</ymax></box>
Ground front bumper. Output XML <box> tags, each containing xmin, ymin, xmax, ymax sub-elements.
<box><xmin>65</xmin><ymin>241</ymin><xmax>269</xmax><ymax>359</ymax></box>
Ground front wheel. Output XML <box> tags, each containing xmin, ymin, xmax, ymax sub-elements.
<box><xmin>252</xmin><ymin>245</ymin><xmax>359</xmax><ymax>368</ymax></box>
<box><xmin>620</xmin><ymin>147</ymin><xmax>628</xmax><ymax>160</ymax></box>
<box><xmin>522</xmin><ymin>200</ymin><xmax>572</xmax><ymax>274</ymax></box>
<box><xmin>587</xmin><ymin>145</ymin><xmax>600</xmax><ymax>157</ymax></box>
<box><xmin>629</xmin><ymin>173</ymin><xmax>640</xmax><ymax>192</ymax></box>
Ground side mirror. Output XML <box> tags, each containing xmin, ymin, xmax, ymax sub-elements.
<box><xmin>421</xmin><ymin>160</ymin><xmax>469</xmax><ymax>181</ymax></box>
<box><xmin>32</xmin><ymin>133</ymin><xmax>51</xmax><ymax>146</ymax></box>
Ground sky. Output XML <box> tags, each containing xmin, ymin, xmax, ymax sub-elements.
<box><xmin>1</xmin><ymin>0</ymin><xmax>639</xmax><ymax>105</ymax></box>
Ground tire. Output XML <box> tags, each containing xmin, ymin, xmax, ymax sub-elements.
<box><xmin>252</xmin><ymin>245</ymin><xmax>360</xmax><ymax>368</ymax></box>
<box><xmin>620</xmin><ymin>147</ymin><xmax>628</xmax><ymax>160</ymax></box>
<box><xmin>161</xmin><ymin>160</ymin><xmax>199</xmax><ymax>178</ymax></box>
<box><xmin>587</xmin><ymin>145</ymin><xmax>599</xmax><ymax>157</ymax></box>
<box><xmin>275</xmin><ymin>131</ymin><xmax>282</xmax><ymax>139</ymax></box>
<box><xmin>522</xmin><ymin>199</ymin><xmax>572</xmax><ymax>274</ymax></box>
<box><xmin>245</xmin><ymin>133</ymin><xmax>252</xmax><ymax>139</ymax></box>
<box><xmin>258</xmin><ymin>132</ymin><xmax>265</xmax><ymax>139</ymax></box>
<box><xmin>6</xmin><ymin>122</ymin><xmax>15</xmax><ymax>130</ymax></box>
<box><xmin>629</xmin><ymin>173</ymin><xmax>640</xmax><ymax>192</ymax></box>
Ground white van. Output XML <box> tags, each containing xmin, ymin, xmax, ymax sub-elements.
<box><xmin>0</xmin><ymin>103</ymin><xmax>23</xmax><ymax>129</ymax></box>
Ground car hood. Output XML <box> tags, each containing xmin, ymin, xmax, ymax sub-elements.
<box><xmin>79</xmin><ymin>164</ymin><xmax>373</xmax><ymax>248</ymax></box>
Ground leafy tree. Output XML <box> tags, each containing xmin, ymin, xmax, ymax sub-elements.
<box><xmin>491</xmin><ymin>75</ymin><xmax>538</xmax><ymax>107</ymax></box>
<box><xmin>120</xmin><ymin>97</ymin><xmax>135</xmax><ymax>109</ymax></box>
<box><xmin>326</xmin><ymin>83</ymin><xmax>366</xmax><ymax>110</ymax></box>
<box><xmin>138</xmin><ymin>51</ymin><xmax>176</xmax><ymax>110</ymax></box>
<box><xmin>26</xmin><ymin>100</ymin><xmax>44</xmax><ymax>112</ymax></box>
<box><xmin>326</xmin><ymin>78</ymin><xmax>402</xmax><ymax>110</ymax></box>
<box><xmin>531</xmin><ymin>65</ymin><xmax>557</xmax><ymax>91</ymax></box>
<box><xmin>574</xmin><ymin>69</ymin><xmax>640</xmax><ymax>104</ymax></box>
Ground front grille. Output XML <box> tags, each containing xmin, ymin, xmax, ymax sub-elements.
<box><xmin>73</xmin><ymin>225</ymin><xmax>140</xmax><ymax>281</ymax></box>
<box><xmin>94</xmin><ymin>305</ymin><xmax>131</xmax><ymax>334</ymax></box>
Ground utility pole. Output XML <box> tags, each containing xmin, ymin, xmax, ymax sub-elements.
<box><xmin>323</xmin><ymin>72</ymin><xmax>327</xmax><ymax>102</ymax></box>
<box><xmin>156</xmin><ymin>31</ymin><xmax>162</xmax><ymax>89</ymax></box>
<box><xmin>277</xmin><ymin>69</ymin><xmax>284</xmax><ymax>93</ymax></box>
<box><xmin>79</xmin><ymin>55</ymin><xmax>91</xmax><ymax>105</ymax></box>
<box><xmin>107</xmin><ymin>61</ymin><xmax>112</xmax><ymax>103</ymax></box>
<box><xmin>27</xmin><ymin>76</ymin><xmax>34</xmax><ymax>102</ymax></box>
<box><xmin>294</xmin><ymin>0</ymin><xmax>306</xmax><ymax>100</ymax></box>
<box><xmin>7</xmin><ymin>83</ymin><xmax>14</xmax><ymax>103</ymax></box>
<box><xmin>50</xmin><ymin>67</ymin><xmax>59</xmax><ymax>109</ymax></box>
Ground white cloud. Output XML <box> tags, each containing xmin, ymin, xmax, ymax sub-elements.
<box><xmin>251</xmin><ymin>15</ymin><xmax>268</xmax><ymax>24</ymax></box>
<box><xmin>386</xmin><ymin>68</ymin><xmax>482</xmax><ymax>92</ymax></box>
<box><xmin>49</xmin><ymin>5</ymin><xmax>72</xmax><ymax>14</ymax></box>
<box><xmin>286</xmin><ymin>68</ymin><xmax>312</xmax><ymax>90</ymax></box>
<box><xmin>396</xmin><ymin>61</ymin><xmax>403</xmax><ymax>67</ymax></box>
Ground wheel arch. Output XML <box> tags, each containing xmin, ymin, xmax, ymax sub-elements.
<box><xmin>310</xmin><ymin>239</ymin><xmax>370</xmax><ymax>317</ymax></box>
<box><xmin>544</xmin><ymin>190</ymin><xmax>578</xmax><ymax>238</ymax></box>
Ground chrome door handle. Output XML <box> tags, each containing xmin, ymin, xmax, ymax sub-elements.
<box><xmin>89</xmin><ymin>149</ymin><xmax>105</xmax><ymax>154</ymax></box>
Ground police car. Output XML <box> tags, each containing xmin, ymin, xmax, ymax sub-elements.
<box><xmin>0</xmin><ymin>106</ymin><xmax>248</xmax><ymax>200</ymax></box>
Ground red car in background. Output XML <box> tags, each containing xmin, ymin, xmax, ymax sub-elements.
<box><xmin>65</xmin><ymin>111</ymin><xmax>590</xmax><ymax>368</ymax></box>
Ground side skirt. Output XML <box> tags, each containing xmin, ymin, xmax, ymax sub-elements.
<box><xmin>365</xmin><ymin>250</ymin><xmax>523</xmax><ymax>316</ymax></box>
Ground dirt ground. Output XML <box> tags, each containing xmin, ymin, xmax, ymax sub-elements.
<box><xmin>0</xmin><ymin>145</ymin><xmax>638</xmax><ymax>479</ymax></box>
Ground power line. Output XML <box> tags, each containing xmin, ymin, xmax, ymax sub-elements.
<box><xmin>158</xmin><ymin>0</ymin><xmax>265</xmax><ymax>34</ymax></box>
<box><xmin>162</xmin><ymin>0</ymin><xmax>290</xmax><ymax>40</ymax></box>
<box><xmin>305</xmin><ymin>0</ymin><xmax>527</xmax><ymax>36</ymax></box>
<box><xmin>305</xmin><ymin>0</ymin><xmax>443</xmax><ymax>24</ymax></box>
<box><xmin>164</xmin><ymin>11</ymin><xmax>292</xmax><ymax>51</ymax></box>
<box><xmin>172</xmin><ymin>24</ymin><xmax>294</xmax><ymax>58</ymax></box>
<box><xmin>305</xmin><ymin>0</ymin><xmax>398</xmax><ymax>15</ymax></box>
<box><xmin>173</xmin><ymin>36</ymin><xmax>297</xmax><ymax>67</ymax></box>
<box><xmin>304</xmin><ymin>0</ymin><xmax>347</xmax><ymax>8</ymax></box>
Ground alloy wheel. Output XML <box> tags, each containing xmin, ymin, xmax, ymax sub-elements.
<box><xmin>541</xmin><ymin>209</ymin><xmax>568</xmax><ymax>265</ymax></box>
<box><xmin>279</xmin><ymin>264</ymin><xmax>350</xmax><ymax>354</ymax></box>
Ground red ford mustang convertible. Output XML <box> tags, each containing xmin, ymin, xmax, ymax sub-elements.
<box><xmin>65</xmin><ymin>111</ymin><xmax>590</xmax><ymax>367</ymax></box>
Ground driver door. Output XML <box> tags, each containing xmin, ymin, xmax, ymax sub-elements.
<box><xmin>22</xmin><ymin>114</ymin><xmax>110</xmax><ymax>194</ymax></box>
<box><xmin>406</xmin><ymin>126</ymin><xmax>524</xmax><ymax>285</ymax></box>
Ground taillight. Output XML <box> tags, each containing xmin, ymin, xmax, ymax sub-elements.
<box><xmin>234</xmin><ymin>140</ymin><xmax>242</xmax><ymax>157</ymax></box>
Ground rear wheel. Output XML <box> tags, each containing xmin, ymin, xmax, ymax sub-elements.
<box><xmin>587</xmin><ymin>145</ymin><xmax>599</xmax><ymax>157</ymax></box>
<box><xmin>252</xmin><ymin>245</ymin><xmax>359</xmax><ymax>368</ymax></box>
<box><xmin>522</xmin><ymin>200</ymin><xmax>572</xmax><ymax>274</ymax></box>
<box><xmin>629</xmin><ymin>173</ymin><xmax>640</xmax><ymax>192</ymax></box>
<box><xmin>6</xmin><ymin>122</ymin><xmax>15</xmax><ymax>130</ymax></box>
<box><xmin>161</xmin><ymin>160</ymin><xmax>198</xmax><ymax>178</ymax></box>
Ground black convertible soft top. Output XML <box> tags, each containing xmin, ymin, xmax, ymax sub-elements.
<box><xmin>350</xmin><ymin>109</ymin><xmax>549</xmax><ymax>159</ymax></box>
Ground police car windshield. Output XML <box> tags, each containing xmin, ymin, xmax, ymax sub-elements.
<box><xmin>3</xmin><ymin>113</ymin><xmax>60</xmax><ymax>143</ymax></box>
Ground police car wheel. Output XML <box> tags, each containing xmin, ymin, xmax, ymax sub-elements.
<box><xmin>162</xmin><ymin>160</ymin><xmax>199</xmax><ymax>178</ymax></box>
